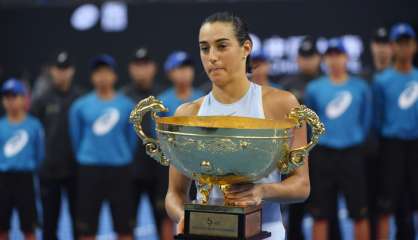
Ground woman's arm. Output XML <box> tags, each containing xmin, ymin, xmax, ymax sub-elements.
<box><xmin>225</xmin><ymin>89</ymin><xmax>310</xmax><ymax>204</ymax></box>
<box><xmin>164</xmin><ymin>100</ymin><xmax>202</xmax><ymax>223</ymax></box>
<box><xmin>165</xmin><ymin>166</ymin><xmax>192</xmax><ymax>223</ymax></box>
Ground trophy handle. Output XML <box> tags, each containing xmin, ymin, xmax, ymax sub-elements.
<box><xmin>278</xmin><ymin>105</ymin><xmax>325</xmax><ymax>174</ymax></box>
<box><xmin>129</xmin><ymin>96</ymin><xmax>170</xmax><ymax>166</ymax></box>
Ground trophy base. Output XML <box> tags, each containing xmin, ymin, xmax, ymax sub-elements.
<box><xmin>177</xmin><ymin>199</ymin><xmax>270</xmax><ymax>240</ymax></box>
<box><xmin>174</xmin><ymin>231</ymin><xmax>271</xmax><ymax>240</ymax></box>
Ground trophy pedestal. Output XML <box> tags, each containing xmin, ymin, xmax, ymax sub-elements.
<box><xmin>174</xmin><ymin>200</ymin><xmax>271</xmax><ymax>240</ymax></box>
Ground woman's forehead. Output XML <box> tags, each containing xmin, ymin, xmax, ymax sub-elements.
<box><xmin>199</xmin><ymin>22</ymin><xmax>235</xmax><ymax>43</ymax></box>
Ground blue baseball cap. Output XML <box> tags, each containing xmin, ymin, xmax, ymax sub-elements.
<box><xmin>1</xmin><ymin>78</ymin><xmax>26</xmax><ymax>95</ymax></box>
<box><xmin>90</xmin><ymin>54</ymin><xmax>117</xmax><ymax>71</ymax></box>
<box><xmin>390</xmin><ymin>23</ymin><xmax>416</xmax><ymax>41</ymax></box>
<box><xmin>164</xmin><ymin>51</ymin><xmax>193</xmax><ymax>72</ymax></box>
<box><xmin>325</xmin><ymin>38</ymin><xmax>346</xmax><ymax>54</ymax></box>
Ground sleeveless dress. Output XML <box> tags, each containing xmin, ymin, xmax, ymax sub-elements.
<box><xmin>196</xmin><ymin>82</ymin><xmax>286</xmax><ymax>239</ymax></box>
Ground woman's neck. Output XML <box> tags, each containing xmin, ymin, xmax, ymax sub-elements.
<box><xmin>212</xmin><ymin>74</ymin><xmax>251</xmax><ymax>104</ymax></box>
<box><xmin>7</xmin><ymin>110</ymin><xmax>26</xmax><ymax>123</ymax></box>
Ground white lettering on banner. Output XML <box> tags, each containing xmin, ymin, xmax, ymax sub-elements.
<box><xmin>70</xmin><ymin>4</ymin><xmax>100</xmax><ymax>31</ymax></box>
<box><xmin>101</xmin><ymin>1</ymin><xmax>128</xmax><ymax>32</ymax></box>
<box><xmin>250</xmin><ymin>34</ymin><xmax>364</xmax><ymax>75</ymax></box>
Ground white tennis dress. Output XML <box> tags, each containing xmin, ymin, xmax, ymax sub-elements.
<box><xmin>196</xmin><ymin>82</ymin><xmax>286</xmax><ymax>239</ymax></box>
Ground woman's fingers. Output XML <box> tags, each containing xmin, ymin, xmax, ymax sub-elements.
<box><xmin>225</xmin><ymin>183</ymin><xmax>254</xmax><ymax>194</ymax></box>
<box><xmin>176</xmin><ymin>216</ymin><xmax>185</xmax><ymax>234</ymax></box>
<box><xmin>225</xmin><ymin>197</ymin><xmax>259</xmax><ymax>206</ymax></box>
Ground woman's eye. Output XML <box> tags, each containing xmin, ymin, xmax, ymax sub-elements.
<box><xmin>218</xmin><ymin>44</ymin><xmax>227</xmax><ymax>50</ymax></box>
<box><xmin>200</xmin><ymin>46</ymin><xmax>209</xmax><ymax>53</ymax></box>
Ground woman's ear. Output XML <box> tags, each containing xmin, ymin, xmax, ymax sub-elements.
<box><xmin>243</xmin><ymin>39</ymin><xmax>252</xmax><ymax>58</ymax></box>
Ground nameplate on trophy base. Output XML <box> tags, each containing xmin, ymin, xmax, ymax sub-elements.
<box><xmin>174</xmin><ymin>200</ymin><xmax>271</xmax><ymax>240</ymax></box>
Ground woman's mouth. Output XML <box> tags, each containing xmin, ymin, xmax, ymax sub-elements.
<box><xmin>209</xmin><ymin>67</ymin><xmax>224</xmax><ymax>73</ymax></box>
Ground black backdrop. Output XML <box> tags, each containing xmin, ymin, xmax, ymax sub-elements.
<box><xmin>1</xmin><ymin>0</ymin><xmax>417</xmax><ymax>88</ymax></box>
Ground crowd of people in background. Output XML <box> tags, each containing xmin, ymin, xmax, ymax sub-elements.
<box><xmin>0</xmin><ymin>21</ymin><xmax>417</xmax><ymax>240</ymax></box>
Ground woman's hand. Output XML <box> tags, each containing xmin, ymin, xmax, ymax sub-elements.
<box><xmin>223</xmin><ymin>183</ymin><xmax>264</xmax><ymax>206</ymax></box>
<box><xmin>176</xmin><ymin>216</ymin><xmax>185</xmax><ymax>234</ymax></box>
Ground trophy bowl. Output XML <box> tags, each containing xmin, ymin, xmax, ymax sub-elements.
<box><xmin>130</xmin><ymin>96</ymin><xmax>324</xmax><ymax>200</ymax></box>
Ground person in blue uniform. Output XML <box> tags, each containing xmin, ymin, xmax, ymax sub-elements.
<box><xmin>158</xmin><ymin>51</ymin><xmax>204</xmax><ymax>117</ymax></box>
<box><xmin>250</xmin><ymin>50</ymin><xmax>281</xmax><ymax>88</ymax></box>
<box><xmin>305</xmin><ymin>38</ymin><xmax>371</xmax><ymax>240</ymax></box>
<box><xmin>121</xmin><ymin>47</ymin><xmax>172</xmax><ymax>240</ymax></box>
<box><xmin>374</xmin><ymin>23</ymin><xmax>418</xmax><ymax>240</ymax></box>
<box><xmin>0</xmin><ymin>79</ymin><xmax>45</xmax><ymax>240</ymax></box>
<box><xmin>69</xmin><ymin>55</ymin><xmax>137</xmax><ymax>240</ymax></box>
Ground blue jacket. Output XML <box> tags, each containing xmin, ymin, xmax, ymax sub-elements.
<box><xmin>157</xmin><ymin>88</ymin><xmax>204</xmax><ymax>117</ymax></box>
<box><xmin>0</xmin><ymin>115</ymin><xmax>45</xmax><ymax>172</ymax></box>
<box><xmin>373</xmin><ymin>67</ymin><xmax>418</xmax><ymax>140</ymax></box>
<box><xmin>305</xmin><ymin>76</ymin><xmax>372</xmax><ymax>149</ymax></box>
<box><xmin>69</xmin><ymin>92</ymin><xmax>137</xmax><ymax>166</ymax></box>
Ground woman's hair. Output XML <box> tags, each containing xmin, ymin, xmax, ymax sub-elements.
<box><xmin>201</xmin><ymin>12</ymin><xmax>252</xmax><ymax>73</ymax></box>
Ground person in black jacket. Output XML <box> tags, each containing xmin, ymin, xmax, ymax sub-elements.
<box><xmin>31</xmin><ymin>51</ymin><xmax>83</xmax><ymax>240</ymax></box>
<box><xmin>121</xmin><ymin>48</ymin><xmax>172</xmax><ymax>239</ymax></box>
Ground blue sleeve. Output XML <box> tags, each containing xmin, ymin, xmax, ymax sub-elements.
<box><xmin>361</xmin><ymin>84</ymin><xmax>373</xmax><ymax>135</ymax></box>
<box><xmin>157</xmin><ymin>93</ymin><xmax>169</xmax><ymax>117</ymax></box>
<box><xmin>68</xmin><ymin>101</ymin><xmax>83</xmax><ymax>153</ymax></box>
<box><xmin>35</xmin><ymin>121</ymin><xmax>45</xmax><ymax>165</ymax></box>
<box><xmin>372</xmin><ymin>79</ymin><xmax>384</xmax><ymax>131</ymax></box>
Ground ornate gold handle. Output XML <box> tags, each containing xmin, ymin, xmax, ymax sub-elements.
<box><xmin>278</xmin><ymin>105</ymin><xmax>325</xmax><ymax>174</ymax></box>
<box><xmin>129</xmin><ymin>96</ymin><xmax>170</xmax><ymax>166</ymax></box>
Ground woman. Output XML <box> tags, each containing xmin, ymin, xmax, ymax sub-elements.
<box><xmin>165</xmin><ymin>12</ymin><xmax>310</xmax><ymax>239</ymax></box>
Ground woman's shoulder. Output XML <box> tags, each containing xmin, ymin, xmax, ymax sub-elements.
<box><xmin>261</xmin><ymin>86</ymin><xmax>300</xmax><ymax>120</ymax></box>
<box><xmin>174</xmin><ymin>96</ymin><xmax>206</xmax><ymax>116</ymax></box>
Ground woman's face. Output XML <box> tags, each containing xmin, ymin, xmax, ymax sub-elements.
<box><xmin>199</xmin><ymin>22</ymin><xmax>251</xmax><ymax>86</ymax></box>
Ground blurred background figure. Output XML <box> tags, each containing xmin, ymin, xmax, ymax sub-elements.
<box><xmin>364</xmin><ymin>27</ymin><xmax>393</xmax><ymax>240</ymax></box>
<box><xmin>158</xmin><ymin>51</ymin><xmax>204</xmax><ymax>117</ymax></box>
<box><xmin>371</xmin><ymin>27</ymin><xmax>393</xmax><ymax>74</ymax></box>
<box><xmin>374</xmin><ymin>23</ymin><xmax>418</xmax><ymax>240</ymax></box>
<box><xmin>31</xmin><ymin>51</ymin><xmax>83</xmax><ymax>240</ymax></box>
<box><xmin>121</xmin><ymin>48</ymin><xmax>173</xmax><ymax>240</ymax></box>
<box><xmin>69</xmin><ymin>55</ymin><xmax>137</xmax><ymax>240</ymax></box>
<box><xmin>282</xmin><ymin>36</ymin><xmax>323</xmax><ymax>240</ymax></box>
<box><xmin>305</xmin><ymin>38</ymin><xmax>372</xmax><ymax>240</ymax></box>
<box><xmin>0</xmin><ymin>79</ymin><xmax>44</xmax><ymax>240</ymax></box>
<box><xmin>281</xmin><ymin>36</ymin><xmax>321</xmax><ymax>103</ymax></box>
<box><xmin>250</xmin><ymin>51</ymin><xmax>280</xmax><ymax>88</ymax></box>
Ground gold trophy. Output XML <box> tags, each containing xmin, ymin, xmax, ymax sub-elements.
<box><xmin>130</xmin><ymin>96</ymin><xmax>325</xmax><ymax>240</ymax></box>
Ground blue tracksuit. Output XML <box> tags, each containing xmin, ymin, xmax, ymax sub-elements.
<box><xmin>157</xmin><ymin>88</ymin><xmax>204</xmax><ymax>117</ymax></box>
<box><xmin>69</xmin><ymin>92</ymin><xmax>137</xmax><ymax>166</ymax></box>
<box><xmin>373</xmin><ymin>67</ymin><xmax>418</xmax><ymax>140</ymax></box>
<box><xmin>0</xmin><ymin>115</ymin><xmax>45</xmax><ymax>172</ymax></box>
<box><xmin>305</xmin><ymin>76</ymin><xmax>372</xmax><ymax>149</ymax></box>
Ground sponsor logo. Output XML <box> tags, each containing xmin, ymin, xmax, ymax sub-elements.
<box><xmin>326</xmin><ymin>91</ymin><xmax>353</xmax><ymax>119</ymax></box>
<box><xmin>398</xmin><ymin>81</ymin><xmax>418</xmax><ymax>109</ymax></box>
<box><xmin>92</xmin><ymin>108</ymin><xmax>120</xmax><ymax>136</ymax></box>
<box><xmin>4</xmin><ymin>130</ymin><xmax>29</xmax><ymax>158</ymax></box>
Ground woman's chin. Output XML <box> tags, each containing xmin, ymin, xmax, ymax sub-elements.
<box><xmin>209</xmin><ymin>77</ymin><xmax>228</xmax><ymax>87</ymax></box>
